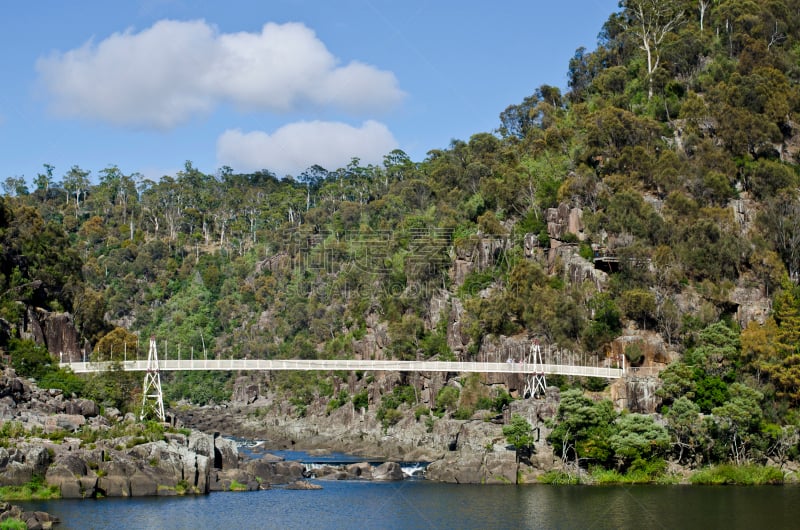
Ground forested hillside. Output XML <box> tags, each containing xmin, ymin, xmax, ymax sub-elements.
<box><xmin>2</xmin><ymin>0</ymin><xmax>800</xmax><ymax>470</ymax></box>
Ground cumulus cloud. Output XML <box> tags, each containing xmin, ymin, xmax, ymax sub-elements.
<box><xmin>36</xmin><ymin>20</ymin><xmax>404</xmax><ymax>128</ymax></box>
<box><xmin>216</xmin><ymin>120</ymin><xmax>398</xmax><ymax>175</ymax></box>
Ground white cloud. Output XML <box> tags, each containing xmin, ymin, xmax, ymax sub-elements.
<box><xmin>216</xmin><ymin>120</ymin><xmax>398</xmax><ymax>175</ymax></box>
<box><xmin>36</xmin><ymin>20</ymin><xmax>404</xmax><ymax>128</ymax></box>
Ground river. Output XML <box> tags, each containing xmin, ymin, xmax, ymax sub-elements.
<box><xmin>21</xmin><ymin>481</ymin><xmax>800</xmax><ymax>529</ymax></box>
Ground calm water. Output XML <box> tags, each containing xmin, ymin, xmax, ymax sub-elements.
<box><xmin>22</xmin><ymin>481</ymin><xmax>800</xmax><ymax>530</ymax></box>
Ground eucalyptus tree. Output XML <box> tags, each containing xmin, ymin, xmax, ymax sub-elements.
<box><xmin>2</xmin><ymin>177</ymin><xmax>28</xmax><ymax>197</ymax></box>
<box><xmin>758</xmin><ymin>191</ymin><xmax>800</xmax><ymax>282</ymax></box>
<box><xmin>61</xmin><ymin>165</ymin><xmax>91</xmax><ymax>217</ymax></box>
<box><xmin>33</xmin><ymin>164</ymin><xmax>54</xmax><ymax>193</ymax></box>
<box><xmin>620</xmin><ymin>0</ymin><xmax>686</xmax><ymax>99</ymax></box>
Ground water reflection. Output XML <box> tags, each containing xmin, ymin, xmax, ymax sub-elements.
<box><xmin>20</xmin><ymin>482</ymin><xmax>800</xmax><ymax>530</ymax></box>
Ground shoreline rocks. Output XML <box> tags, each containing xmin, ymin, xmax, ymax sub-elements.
<box><xmin>0</xmin><ymin>501</ymin><xmax>58</xmax><ymax>530</ymax></box>
<box><xmin>174</xmin><ymin>393</ymin><xmax>565</xmax><ymax>485</ymax></box>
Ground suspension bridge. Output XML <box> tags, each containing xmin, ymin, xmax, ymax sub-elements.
<box><xmin>62</xmin><ymin>338</ymin><xmax>626</xmax><ymax>422</ymax></box>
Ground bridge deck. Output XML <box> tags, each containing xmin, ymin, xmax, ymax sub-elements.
<box><xmin>64</xmin><ymin>359</ymin><xmax>625</xmax><ymax>379</ymax></box>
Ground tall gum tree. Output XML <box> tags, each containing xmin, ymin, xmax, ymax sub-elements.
<box><xmin>621</xmin><ymin>0</ymin><xmax>686</xmax><ymax>99</ymax></box>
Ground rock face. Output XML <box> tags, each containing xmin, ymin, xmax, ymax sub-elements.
<box><xmin>452</xmin><ymin>235</ymin><xmax>510</xmax><ymax>288</ymax></box>
<box><xmin>24</xmin><ymin>308</ymin><xmax>82</xmax><ymax>361</ymax></box>
<box><xmin>426</xmin><ymin>451</ymin><xmax>519</xmax><ymax>484</ymax></box>
<box><xmin>611</xmin><ymin>376</ymin><xmax>662</xmax><ymax>414</ymax></box>
<box><xmin>546</xmin><ymin>203</ymin><xmax>585</xmax><ymax>242</ymax></box>
<box><xmin>0</xmin><ymin>445</ymin><xmax>51</xmax><ymax>486</ymax></box>
<box><xmin>550</xmin><ymin>245</ymin><xmax>608</xmax><ymax>290</ymax></box>
<box><xmin>729</xmin><ymin>284</ymin><xmax>771</xmax><ymax>328</ymax></box>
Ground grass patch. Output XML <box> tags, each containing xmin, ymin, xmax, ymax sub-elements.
<box><xmin>175</xmin><ymin>480</ymin><xmax>191</xmax><ymax>495</ymax></box>
<box><xmin>689</xmin><ymin>464</ymin><xmax>784</xmax><ymax>485</ymax></box>
<box><xmin>538</xmin><ymin>470</ymin><xmax>581</xmax><ymax>485</ymax></box>
<box><xmin>590</xmin><ymin>459</ymin><xmax>673</xmax><ymax>484</ymax></box>
<box><xmin>0</xmin><ymin>518</ymin><xmax>27</xmax><ymax>530</ymax></box>
<box><xmin>0</xmin><ymin>476</ymin><xmax>60</xmax><ymax>501</ymax></box>
<box><xmin>229</xmin><ymin>480</ymin><xmax>248</xmax><ymax>492</ymax></box>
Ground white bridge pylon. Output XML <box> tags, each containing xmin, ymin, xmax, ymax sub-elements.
<box><xmin>140</xmin><ymin>336</ymin><xmax>166</xmax><ymax>422</ymax></box>
<box><xmin>524</xmin><ymin>341</ymin><xmax>547</xmax><ymax>399</ymax></box>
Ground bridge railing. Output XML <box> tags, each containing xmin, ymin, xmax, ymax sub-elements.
<box><xmin>62</xmin><ymin>358</ymin><xmax>626</xmax><ymax>379</ymax></box>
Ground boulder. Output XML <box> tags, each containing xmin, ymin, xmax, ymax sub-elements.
<box><xmin>243</xmin><ymin>458</ymin><xmax>304</xmax><ymax>485</ymax></box>
<box><xmin>44</xmin><ymin>414</ymin><xmax>86</xmax><ymax>432</ymax></box>
<box><xmin>285</xmin><ymin>480</ymin><xmax>321</xmax><ymax>490</ymax></box>
<box><xmin>0</xmin><ymin>461</ymin><xmax>35</xmax><ymax>486</ymax></box>
<box><xmin>372</xmin><ymin>462</ymin><xmax>404</xmax><ymax>481</ymax></box>
<box><xmin>188</xmin><ymin>431</ymin><xmax>214</xmax><ymax>459</ymax></box>
<box><xmin>317</xmin><ymin>471</ymin><xmax>350</xmax><ymax>480</ymax></box>
<box><xmin>64</xmin><ymin>398</ymin><xmax>99</xmax><ymax>418</ymax></box>
<box><xmin>346</xmin><ymin>462</ymin><xmax>373</xmax><ymax>479</ymax></box>
<box><xmin>213</xmin><ymin>434</ymin><xmax>239</xmax><ymax>470</ymax></box>
<box><xmin>0</xmin><ymin>501</ymin><xmax>59</xmax><ymax>530</ymax></box>
<box><xmin>211</xmin><ymin>469</ymin><xmax>258</xmax><ymax>492</ymax></box>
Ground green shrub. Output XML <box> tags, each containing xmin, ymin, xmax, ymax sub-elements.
<box><xmin>475</xmin><ymin>396</ymin><xmax>494</xmax><ymax>411</ymax></box>
<box><xmin>326</xmin><ymin>390</ymin><xmax>349</xmax><ymax>415</ymax></box>
<box><xmin>624</xmin><ymin>342</ymin><xmax>644</xmax><ymax>365</ymax></box>
<box><xmin>378</xmin><ymin>407</ymin><xmax>403</xmax><ymax>429</ymax></box>
<box><xmin>459</xmin><ymin>270</ymin><xmax>495</xmax><ymax>296</ymax></box>
<box><xmin>8</xmin><ymin>339</ymin><xmax>53</xmax><ymax>380</ymax></box>
<box><xmin>425</xmin><ymin>415</ymin><xmax>435</xmax><ymax>432</ymax></box>
<box><xmin>562</xmin><ymin>232</ymin><xmax>579</xmax><ymax>244</ymax></box>
<box><xmin>175</xmin><ymin>480</ymin><xmax>190</xmax><ymax>495</ymax></box>
<box><xmin>352</xmin><ymin>389</ymin><xmax>369</xmax><ymax>411</ymax></box>
<box><xmin>584</xmin><ymin>376</ymin><xmax>609</xmax><ymax>392</ymax></box>
<box><xmin>579</xmin><ymin>242</ymin><xmax>594</xmax><ymax>261</ymax></box>
<box><xmin>38</xmin><ymin>367</ymin><xmax>86</xmax><ymax>396</ymax></box>
<box><xmin>435</xmin><ymin>386</ymin><xmax>460</xmax><ymax>413</ymax></box>
<box><xmin>0</xmin><ymin>421</ymin><xmax>26</xmax><ymax>440</ymax></box>
<box><xmin>503</xmin><ymin>415</ymin><xmax>535</xmax><ymax>454</ymax></box>
<box><xmin>453</xmin><ymin>407</ymin><xmax>474</xmax><ymax>420</ymax></box>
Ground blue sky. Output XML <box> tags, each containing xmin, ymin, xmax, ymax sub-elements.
<box><xmin>1</xmin><ymin>1</ymin><xmax>619</xmax><ymax>184</ymax></box>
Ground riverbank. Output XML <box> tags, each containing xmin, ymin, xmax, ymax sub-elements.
<box><xmin>2</xmin><ymin>361</ymin><xmax>797</xmax><ymax>525</ymax></box>
<box><xmin>174</xmin><ymin>389</ymin><xmax>799</xmax><ymax>486</ymax></box>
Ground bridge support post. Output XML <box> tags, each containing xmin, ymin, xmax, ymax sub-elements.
<box><xmin>140</xmin><ymin>336</ymin><xmax>166</xmax><ymax>422</ymax></box>
<box><xmin>524</xmin><ymin>341</ymin><xmax>547</xmax><ymax>399</ymax></box>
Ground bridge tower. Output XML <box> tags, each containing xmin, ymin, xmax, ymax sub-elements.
<box><xmin>140</xmin><ymin>336</ymin><xmax>166</xmax><ymax>422</ymax></box>
<box><xmin>524</xmin><ymin>340</ymin><xmax>547</xmax><ymax>399</ymax></box>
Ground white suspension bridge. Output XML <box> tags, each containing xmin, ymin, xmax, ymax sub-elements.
<box><xmin>62</xmin><ymin>338</ymin><xmax>626</xmax><ymax>422</ymax></box>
